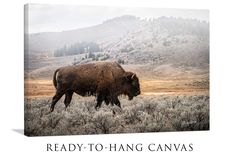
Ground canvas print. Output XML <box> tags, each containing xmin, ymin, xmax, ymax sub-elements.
<box><xmin>24</xmin><ymin>4</ymin><xmax>209</xmax><ymax>136</ymax></box>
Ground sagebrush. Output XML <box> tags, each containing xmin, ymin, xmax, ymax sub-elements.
<box><xmin>24</xmin><ymin>94</ymin><xmax>209</xmax><ymax>136</ymax></box>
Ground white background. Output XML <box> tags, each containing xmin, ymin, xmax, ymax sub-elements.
<box><xmin>0</xmin><ymin>0</ymin><xmax>234</xmax><ymax>156</ymax></box>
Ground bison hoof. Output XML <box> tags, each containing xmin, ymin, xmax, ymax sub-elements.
<box><xmin>49</xmin><ymin>107</ymin><xmax>54</xmax><ymax>113</ymax></box>
<box><xmin>116</xmin><ymin>104</ymin><xmax>121</xmax><ymax>108</ymax></box>
<box><xmin>64</xmin><ymin>107</ymin><xmax>68</xmax><ymax>111</ymax></box>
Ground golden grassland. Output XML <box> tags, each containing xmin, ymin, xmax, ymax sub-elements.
<box><xmin>24</xmin><ymin>77</ymin><xmax>209</xmax><ymax>98</ymax></box>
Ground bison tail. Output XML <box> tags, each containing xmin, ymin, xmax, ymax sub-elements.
<box><xmin>53</xmin><ymin>68</ymin><xmax>60</xmax><ymax>89</ymax></box>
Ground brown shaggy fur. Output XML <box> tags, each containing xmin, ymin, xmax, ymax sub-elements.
<box><xmin>50</xmin><ymin>61</ymin><xmax>140</xmax><ymax>112</ymax></box>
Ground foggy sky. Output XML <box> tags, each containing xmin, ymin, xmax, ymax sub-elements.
<box><xmin>26</xmin><ymin>4</ymin><xmax>209</xmax><ymax>34</ymax></box>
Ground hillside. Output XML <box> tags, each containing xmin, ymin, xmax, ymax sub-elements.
<box><xmin>27</xmin><ymin>15</ymin><xmax>141</xmax><ymax>52</ymax></box>
<box><xmin>26</xmin><ymin>15</ymin><xmax>209</xmax><ymax>68</ymax></box>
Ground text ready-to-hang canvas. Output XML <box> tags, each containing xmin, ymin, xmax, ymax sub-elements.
<box><xmin>24</xmin><ymin>4</ymin><xmax>209</xmax><ymax>136</ymax></box>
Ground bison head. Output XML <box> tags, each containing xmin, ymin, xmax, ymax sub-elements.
<box><xmin>122</xmin><ymin>72</ymin><xmax>141</xmax><ymax>100</ymax></box>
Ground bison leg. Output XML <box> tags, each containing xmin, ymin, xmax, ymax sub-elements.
<box><xmin>115</xmin><ymin>99</ymin><xmax>121</xmax><ymax>108</ymax></box>
<box><xmin>64</xmin><ymin>91</ymin><xmax>73</xmax><ymax>109</ymax></box>
<box><xmin>104</xmin><ymin>97</ymin><xmax>110</xmax><ymax>105</ymax></box>
<box><xmin>95</xmin><ymin>94</ymin><xmax>104</xmax><ymax>110</ymax></box>
<box><xmin>50</xmin><ymin>91</ymin><xmax>65</xmax><ymax>112</ymax></box>
<box><xmin>111</xmin><ymin>96</ymin><xmax>121</xmax><ymax>108</ymax></box>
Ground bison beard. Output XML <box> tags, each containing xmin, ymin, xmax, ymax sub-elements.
<box><xmin>50</xmin><ymin>62</ymin><xmax>141</xmax><ymax>112</ymax></box>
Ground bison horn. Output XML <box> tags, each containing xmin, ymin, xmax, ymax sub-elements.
<box><xmin>131</xmin><ymin>74</ymin><xmax>135</xmax><ymax>79</ymax></box>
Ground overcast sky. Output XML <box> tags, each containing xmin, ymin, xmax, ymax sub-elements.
<box><xmin>26</xmin><ymin>4</ymin><xmax>209</xmax><ymax>34</ymax></box>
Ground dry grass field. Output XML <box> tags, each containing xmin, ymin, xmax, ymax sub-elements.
<box><xmin>25</xmin><ymin>94</ymin><xmax>209</xmax><ymax>136</ymax></box>
<box><xmin>25</xmin><ymin>77</ymin><xmax>209</xmax><ymax>98</ymax></box>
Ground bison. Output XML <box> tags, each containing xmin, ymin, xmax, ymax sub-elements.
<box><xmin>50</xmin><ymin>61</ymin><xmax>140</xmax><ymax>112</ymax></box>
